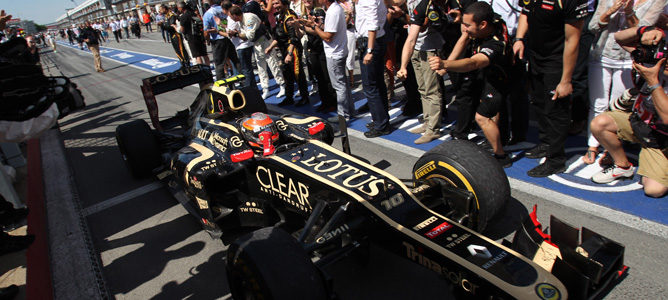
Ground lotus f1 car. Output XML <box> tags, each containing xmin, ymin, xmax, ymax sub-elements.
<box><xmin>115</xmin><ymin>66</ymin><xmax>628</xmax><ymax>300</ymax></box>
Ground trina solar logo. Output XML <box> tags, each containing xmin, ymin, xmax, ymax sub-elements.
<box><xmin>544</xmin><ymin>147</ymin><xmax>642</xmax><ymax>192</ymax></box>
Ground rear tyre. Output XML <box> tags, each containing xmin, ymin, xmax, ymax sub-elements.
<box><xmin>115</xmin><ymin>119</ymin><xmax>162</xmax><ymax>178</ymax></box>
<box><xmin>412</xmin><ymin>140</ymin><xmax>509</xmax><ymax>232</ymax></box>
<box><xmin>226</xmin><ymin>227</ymin><xmax>328</xmax><ymax>300</ymax></box>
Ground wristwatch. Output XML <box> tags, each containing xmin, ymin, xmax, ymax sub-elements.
<box><xmin>514</xmin><ymin>37</ymin><xmax>526</xmax><ymax>44</ymax></box>
<box><xmin>366</xmin><ymin>48</ymin><xmax>373</xmax><ymax>54</ymax></box>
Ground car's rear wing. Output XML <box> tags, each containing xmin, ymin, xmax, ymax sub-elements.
<box><xmin>140</xmin><ymin>65</ymin><xmax>214</xmax><ymax>131</ymax></box>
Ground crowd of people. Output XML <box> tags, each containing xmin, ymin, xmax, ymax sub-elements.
<box><xmin>40</xmin><ymin>0</ymin><xmax>668</xmax><ymax>197</ymax></box>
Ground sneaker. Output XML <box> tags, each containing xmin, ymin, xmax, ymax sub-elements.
<box><xmin>408</xmin><ymin>125</ymin><xmax>426</xmax><ymax>134</ymax></box>
<box><xmin>276</xmin><ymin>86</ymin><xmax>286</xmax><ymax>98</ymax></box>
<box><xmin>414</xmin><ymin>132</ymin><xmax>440</xmax><ymax>144</ymax></box>
<box><xmin>261</xmin><ymin>89</ymin><xmax>270</xmax><ymax>99</ymax></box>
<box><xmin>494</xmin><ymin>154</ymin><xmax>513</xmax><ymax>168</ymax></box>
<box><xmin>599</xmin><ymin>151</ymin><xmax>614</xmax><ymax>167</ymax></box>
<box><xmin>364</xmin><ymin>127</ymin><xmax>391</xmax><ymax>138</ymax></box>
<box><xmin>591</xmin><ymin>164</ymin><xmax>635</xmax><ymax>184</ymax></box>
<box><xmin>525</xmin><ymin>144</ymin><xmax>549</xmax><ymax>159</ymax></box>
<box><xmin>527</xmin><ymin>161</ymin><xmax>566</xmax><ymax>177</ymax></box>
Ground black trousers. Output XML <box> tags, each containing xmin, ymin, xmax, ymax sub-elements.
<box><xmin>281</xmin><ymin>48</ymin><xmax>309</xmax><ymax>102</ymax></box>
<box><xmin>211</xmin><ymin>38</ymin><xmax>239</xmax><ymax>80</ymax></box>
<box><xmin>504</xmin><ymin>60</ymin><xmax>530</xmax><ymax>142</ymax></box>
<box><xmin>529</xmin><ymin>70</ymin><xmax>572</xmax><ymax>163</ymax></box>
<box><xmin>451</xmin><ymin>72</ymin><xmax>480</xmax><ymax>139</ymax></box>
<box><xmin>308</xmin><ymin>50</ymin><xmax>336</xmax><ymax>108</ymax></box>
<box><xmin>571</xmin><ymin>13</ymin><xmax>595</xmax><ymax>123</ymax></box>
<box><xmin>171</xmin><ymin>33</ymin><xmax>190</xmax><ymax>67</ymax></box>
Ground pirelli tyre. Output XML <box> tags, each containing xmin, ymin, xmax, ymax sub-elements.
<box><xmin>412</xmin><ymin>140</ymin><xmax>509</xmax><ymax>232</ymax></box>
<box><xmin>115</xmin><ymin>119</ymin><xmax>162</xmax><ymax>178</ymax></box>
<box><xmin>226</xmin><ymin>227</ymin><xmax>328</xmax><ymax>300</ymax></box>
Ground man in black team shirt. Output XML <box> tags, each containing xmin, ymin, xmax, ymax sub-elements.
<box><xmin>429</xmin><ymin>2</ymin><xmax>513</xmax><ymax>167</ymax></box>
<box><xmin>513</xmin><ymin>0</ymin><xmax>587</xmax><ymax>177</ymax></box>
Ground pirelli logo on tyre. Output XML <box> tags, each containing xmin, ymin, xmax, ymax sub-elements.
<box><xmin>414</xmin><ymin>161</ymin><xmax>436</xmax><ymax>180</ymax></box>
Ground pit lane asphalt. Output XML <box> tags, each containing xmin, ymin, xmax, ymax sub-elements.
<box><xmin>41</xmin><ymin>33</ymin><xmax>667</xmax><ymax>299</ymax></box>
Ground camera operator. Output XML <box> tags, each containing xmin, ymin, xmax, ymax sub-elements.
<box><xmin>300</xmin><ymin>4</ymin><xmax>338</xmax><ymax>113</ymax></box>
<box><xmin>429</xmin><ymin>2</ymin><xmax>513</xmax><ymax>167</ymax></box>
<box><xmin>178</xmin><ymin>1</ymin><xmax>211</xmax><ymax>66</ymax></box>
<box><xmin>588</xmin><ymin>26</ymin><xmax>668</xmax><ymax>198</ymax></box>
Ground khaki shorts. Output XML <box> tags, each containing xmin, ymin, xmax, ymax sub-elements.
<box><xmin>605</xmin><ymin>110</ymin><xmax>668</xmax><ymax>186</ymax></box>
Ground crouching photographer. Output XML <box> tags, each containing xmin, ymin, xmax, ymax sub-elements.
<box><xmin>589</xmin><ymin>25</ymin><xmax>668</xmax><ymax>198</ymax></box>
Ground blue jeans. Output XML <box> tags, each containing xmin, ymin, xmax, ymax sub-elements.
<box><xmin>237</xmin><ymin>47</ymin><xmax>257</xmax><ymax>89</ymax></box>
<box><xmin>358</xmin><ymin>37</ymin><xmax>389</xmax><ymax>131</ymax></box>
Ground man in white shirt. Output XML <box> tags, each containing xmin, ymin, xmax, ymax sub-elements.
<box><xmin>110</xmin><ymin>18</ymin><xmax>121</xmax><ymax>43</ymax></box>
<box><xmin>227</xmin><ymin>6</ymin><xmax>258</xmax><ymax>89</ymax></box>
<box><xmin>355</xmin><ymin>0</ymin><xmax>391</xmax><ymax>137</ymax></box>
<box><xmin>120</xmin><ymin>17</ymin><xmax>130</xmax><ymax>38</ymax></box>
<box><xmin>230</xmin><ymin>5</ymin><xmax>286</xmax><ymax>98</ymax></box>
<box><xmin>301</xmin><ymin>0</ymin><xmax>354</xmax><ymax>120</ymax></box>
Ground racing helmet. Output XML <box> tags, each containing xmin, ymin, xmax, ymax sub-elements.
<box><xmin>240</xmin><ymin>112</ymin><xmax>279</xmax><ymax>156</ymax></box>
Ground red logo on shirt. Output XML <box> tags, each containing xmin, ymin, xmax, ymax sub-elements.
<box><xmin>541</xmin><ymin>3</ymin><xmax>554</xmax><ymax>10</ymax></box>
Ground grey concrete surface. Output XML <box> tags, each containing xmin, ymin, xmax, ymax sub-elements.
<box><xmin>40</xmin><ymin>32</ymin><xmax>668</xmax><ymax>299</ymax></box>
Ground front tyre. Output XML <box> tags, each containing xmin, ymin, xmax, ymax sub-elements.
<box><xmin>226</xmin><ymin>227</ymin><xmax>328</xmax><ymax>300</ymax></box>
<box><xmin>412</xmin><ymin>140</ymin><xmax>509</xmax><ymax>232</ymax></box>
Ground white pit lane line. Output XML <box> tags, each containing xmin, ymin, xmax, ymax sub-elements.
<box><xmin>82</xmin><ymin>182</ymin><xmax>164</xmax><ymax>216</ymax></box>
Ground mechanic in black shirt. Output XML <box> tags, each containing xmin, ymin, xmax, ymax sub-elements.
<box><xmin>162</xmin><ymin>4</ymin><xmax>190</xmax><ymax>68</ymax></box>
<box><xmin>429</xmin><ymin>1</ymin><xmax>513</xmax><ymax>167</ymax></box>
<box><xmin>178</xmin><ymin>1</ymin><xmax>211</xmax><ymax>66</ymax></box>
<box><xmin>265</xmin><ymin>0</ymin><xmax>310</xmax><ymax>107</ymax></box>
<box><xmin>513</xmin><ymin>0</ymin><xmax>587</xmax><ymax>177</ymax></box>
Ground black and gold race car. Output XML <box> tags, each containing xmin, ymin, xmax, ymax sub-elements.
<box><xmin>115</xmin><ymin>66</ymin><xmax>627</xmax><ymax>300</ymax></box>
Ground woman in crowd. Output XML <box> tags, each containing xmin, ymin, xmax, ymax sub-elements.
<box><xmin>583</xmin><ymin>0</ymin><xmax>666</xmax><ymax>164</ymax></box>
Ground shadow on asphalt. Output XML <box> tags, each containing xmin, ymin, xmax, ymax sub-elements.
<box><xmin>100</xmin><ymin>214</ymin><xmax>207</xmax><ymax>294</ymax></box>
<box><xmin>149</xmin><ymin>251</ymin><xmax>229</xmax><ymax>300</ymax></box>
<box><xmin>482</xmin><ymin>196</ymin><xmax>528</xmax><ymax>240</ymax></box>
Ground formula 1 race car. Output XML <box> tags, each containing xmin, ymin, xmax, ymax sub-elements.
<box><xmin>115</xmin><ymin>66</ymin><xmax>627</xmax><ymax>300</ymax></box>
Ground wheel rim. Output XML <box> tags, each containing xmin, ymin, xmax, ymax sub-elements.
<box><xmin>422</xmin><ymin>174</ymin><xmax>478</xmax><ymax>229</ymax></box>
